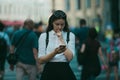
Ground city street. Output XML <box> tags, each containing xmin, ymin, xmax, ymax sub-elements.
<box><xmin>0</xmin><ymin>0</ymin><xmax>120</xmax><ymax>80</ymax></box>
<box><xmin>3</xmin><ymin>54</ymin><xmax>120</xmax><ymax>80</ymax></box>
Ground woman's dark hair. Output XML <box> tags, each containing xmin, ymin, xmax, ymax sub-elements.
<box><xmin>46</xmin><ymin>10</ymin><xmax>69</xmax><ymax>32</ymax></box>
<box><xmin>88</xmin><ymin>27</ymin><xmax>98</xmax><ymax>39</ymax></box>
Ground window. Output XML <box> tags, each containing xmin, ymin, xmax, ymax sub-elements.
<box><xmin>65</xmin><ymin>0</ymin><xmax>70</xmax><ymax>11</ymax></box>
<box><xmin>75</xmin><ymin>0</ymin><xmax>81</xmax><ymax>10</ymax></box>
<box><xmin>86</xmin><ymin>0</ymin><xmax>91</xmax><ymax>8</ymax></box>
<box><xmin>8</xmin><ymin>4</ymin><xmax>12</xmax><ymax>15</ymax></box>
<box><xmin>96</xmin><ymin>0</ymin><xmax>100</xmax><ymax>7</ymax></box>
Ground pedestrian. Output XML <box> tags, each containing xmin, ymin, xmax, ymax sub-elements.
<box><xmin>34</xmin><ymin>21</ymin><xmax>44</xmax><ymax>79</ymax></box>
<box><xmin>80</xmin><ymin>27</ymin><xmax>108</xmax><ymax>80</ymax></box>
<box><xmin>74</xmin><ymin>19</ymin><xmax>89</xmax><ymax>70</ymax></box>
<box><xmin>115</xmin><ymin>33</ymin><xmax>120</xmax><ymax>59</ymax></box>
<box><xmin>10</xmin><ymin>19</ymin><xmax>38</xmax><ymax>80</ymax></box>
<box><xmin>106</xmin><ymin>37</ymin><xmax>119</xmax><ymax>80</ymax></box>
<box><xmin>38</xmin><ymin>10</ymin><xmax>77</xmax><ymax>80</ymax></box>
<box><xmin>34</xmin><ymin>21</ymin><xmax>43</xmax><ymax>38</ymax></box>
<box><xmin>0</xmin><ymin>21</ymin><xmax>10</xmax><ymax>80</ymax></box>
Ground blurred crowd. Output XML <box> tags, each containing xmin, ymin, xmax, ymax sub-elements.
<box><xmin>0</xmin><ymin>14</ymin><xmax>120</xmax><ymax>80</ymax></box>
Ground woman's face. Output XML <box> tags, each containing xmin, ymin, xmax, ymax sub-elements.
<box><xmin>53</xmin><ymin>19</ymin><xmax>65</xmax><ymax>33</ymax></box>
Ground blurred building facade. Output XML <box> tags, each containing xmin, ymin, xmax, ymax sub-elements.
<box><xmin>51</xmin><ymin>0</ymin><xmax>104</xmax><ymax>26</ymax></box>
<box><xmin>0</xmin><ymin>0</ymin><xmax>119</xmax><ymax>32</ymax></box>
<box><xmin>0</xmin><ymin>0</ymin><xmax>52</xmax><ymax>23</ymax></box>
<box><xmin>51</xmin><ymin>0</ymin><xmax>120</xmax><ymax>32</ymax></box>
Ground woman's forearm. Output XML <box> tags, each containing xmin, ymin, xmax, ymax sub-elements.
<box><xmin>38</xmin><ymin>50</ymin><xmax>57</xmax><ymax>64</ymax></box>
<box><xmin>64</xmin><ymin>48</ymin><xmax>73</xmax><ymax>61</ymax></box>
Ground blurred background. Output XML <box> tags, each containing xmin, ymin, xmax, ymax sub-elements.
<box><xmin>0</xmin><ymin>0</ymin><xmax>119</xmax><ymax>33</ymax></box>
<box><xmin>0</xmin><ymin>0</ymin><xmax>120</xmax><ymax>80</ymax></box>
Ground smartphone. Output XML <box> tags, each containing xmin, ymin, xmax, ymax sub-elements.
<box><xmin>59</xmin><ymin>45</ymin><xmax>66</xmax><ymax>49</ymax></box>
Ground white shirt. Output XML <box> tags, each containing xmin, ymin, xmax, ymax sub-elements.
<box><xmin>38</xmin><ymin>30</ymin><xmax>75</xmax><ymax>62</ymax></box>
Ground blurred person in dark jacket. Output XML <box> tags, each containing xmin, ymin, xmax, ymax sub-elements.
<box><xmin>80</xmin><ymin>27</ymin><xmax>108</xmax><ymax>80</ymax></box>
<box><xmin>74</xmin><ymin>19</ymin><xmax>89</xmax><ymax>70</ymax></box>
<box><xmin>0</xmin><ymin>21</ymin><xmax>10</xmax><ymax>80</ymax></box>
<box><xmin>34</xmin><ymin>21</ymin><xmax>43</xmax><ymax>38</ymax></box>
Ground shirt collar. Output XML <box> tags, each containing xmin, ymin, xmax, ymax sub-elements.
<box><xmin>51</xmin><ymin>30</ymin><xmax>56</xmax><ymax>35</ymax></box>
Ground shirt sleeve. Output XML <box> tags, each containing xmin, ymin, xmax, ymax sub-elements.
<box><xmin>67</xmin><ymin>32</ymin><xmax>75</xmax><ymax>56</ymax></box>
<box><xmin>38</xmin><ymin>33</ymin><xmax>46</xmax><ymax>58</ymax></box>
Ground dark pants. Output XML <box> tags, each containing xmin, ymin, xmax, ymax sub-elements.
<box><xmin>81</xmin><ymin>65</ymin><xmax>101</xmax><ymax>80</ymax></box>
<box><xmin>40</xmin><ymin>62</ymin><xmax>77</xmax><ymax>80</ymax></box>
<box><xmin>0</xmin><ymin>52</ymin><xmax>7</xmax><ymax>71</ymax></box>
<box><xmin>0</xmin><ymin>52</ymin><xmax>7</xmax><ymax>80</ymax></box>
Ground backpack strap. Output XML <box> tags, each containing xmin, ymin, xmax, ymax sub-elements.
<box><xmin>66</xmin><ymin>31</ymin><xmax>70</xmax><ymax>44</ymax></box>
<box><xmin>46</xmin><ymin>32</ymin><xmax>49</xmax><ymax>49</ymax></box>
<box><xmin>14</xmin><ymin>31</ymin><xmax>31</xmax><ymax>54</ymax></box>
<box><xmin>15</xmin><ymin>31</ymin><xmax>31</xmax><ymax>47</ymax></box>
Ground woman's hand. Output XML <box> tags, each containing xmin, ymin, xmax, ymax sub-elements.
<box><xmin>54</xmin><ymin>45</ymin><xmax>66</xmax><ymax>54</ymax></box>
<box><xmin>56</xmin><ymin>31</ymin><xmax>62</xmax><ymax>37</ymax></box>
<box><xmin>56</xmin><ymin>31</ymin><xmax>66</xmax><ymax>45</ymax></box>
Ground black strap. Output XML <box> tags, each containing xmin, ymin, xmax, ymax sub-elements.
<box><xmin>15</xmin><ymin>31</ymin><xmax>31</xmax><ymax>52</ymax></box>
<box><xmin>46</xmin><ymin>32</ymin><xmax>49</xmax><ymax>49</ymax></box>
<box><xmin>66</xmin><ymin>31</ymin><xmax>70</xmax><ymax>44</ymax></box>
<box><xmin>15</xmin><ymin>31</ymin><xmax>30</xmax><ymax>47</ymax></box>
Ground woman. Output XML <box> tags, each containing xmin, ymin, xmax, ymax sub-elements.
<box><xmin>80</xmin><ymin>27</ymin><xmax>108</xmax><ymax>80</ymax></box>
<box><xmin>38</xmin><ymin>10</ymin><xmax>77</xmax><ymax>80</ymax></box>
